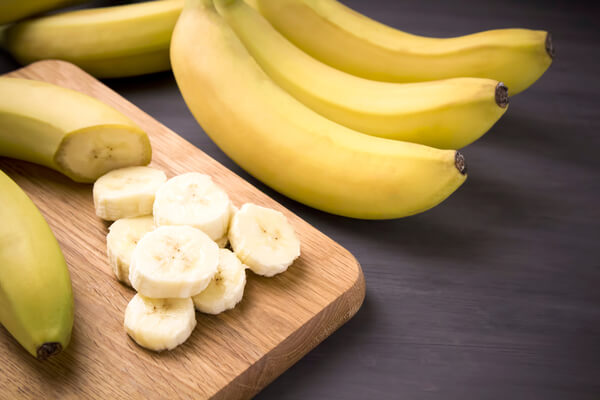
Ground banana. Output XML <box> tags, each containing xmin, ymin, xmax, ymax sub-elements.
<box><xmin>228</xmin><ymin>203</ymin><xmax>300</xmax><ymax>277</ymax></box>
<box><xmin>93</xmin><ymin>166</ymin><xmax>167</xmax><ymax>221</ymax></box>
<box><xmin>3</xmin><ymin>0</ymin><xmax>184</xmax><ymax>78</ymax></box>
<box><xmin>124</xmin><ymin>294</ymin><xmax>196</xmax><ymax>352</ymax></box>
<box><xmin>170</xmin><ymin>0</ymin><xmax>467</xmax><ymax>219</ymax></box>
<box><xmin>253</xmin><ymin>0</ymin><xmax>553</xmax><ymax>94</ymax></box>
<box><xmin>0</xmin><ymin>0</ymin><xmax>83</xmax><ymax>25</ymax></box>
<box><xmin>0</xmin><ymin>77</ymin><xmax>151</xmax><ymax>183</ymax></box>
<box><xmin>106</xmin><ymin>216</ymin><xmax>155</xmax><ymax>287</ymax></box>
<box><xmin>216</xmin><ymin>0</ymin><xmax>508</xmax><ymax>149</ymax></box>
<box><xmin>129</xmin><ymin>225</ymin><xmax>219</xmax><ymax>298</ymax></box>
<box><xmin>153</xmin><ymin>172</ymin><xmax>232</xmax><ymax>241</ymax></box>
<box><xmin>192</xmin><ymin>248</ymin><xmax>246</xmax><ymax>314</ymax></box>
<box><xmin>0</xmin><ymin>170</ymin><xmax>73</xmax><ymax>360</ymax></box>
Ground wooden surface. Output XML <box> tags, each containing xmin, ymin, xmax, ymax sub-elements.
<box><xmin>0</xmin><ymin>60</ymin><xmax>365</xmax><ymax>399</ymax></box>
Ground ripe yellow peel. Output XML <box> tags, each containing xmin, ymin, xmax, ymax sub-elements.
<box><xmin>254</xmin><ymin>0</ymin><xmax>553</xmax><ymax>94</ymax></box>
<box><xmin>216</xmin><ymin>0</ymin><xmax>507</xmax><ymax>149</ymax></box>
<box><xmin>171</xmin><ymin>0</ymin><xmax>466</xmax><ymax>219</ymax></box>
<box><xmin>0</xmin><ymin>170</ymin><xmax>73</xmax><ymax>360</ymax></box>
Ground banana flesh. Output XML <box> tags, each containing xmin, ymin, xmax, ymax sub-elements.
<box><xmin>216</xmin><ymin>0</ymin><xmax>508</xmax><ymax>149</ymax></box>
<box><xmin>192</xmin><ymin>248</ymin><xmax>247</xmax><ymax>314</ymax></box>
<box><xmin>3</xmin><ymin>0</ymin><xmax>184</xmax><ymax>78</ymax></box>
<box><xmin>153</xmin><ymin>172</ymin><xmax>232</xmax><ymax>241</ymax></box>
<box><xmin>0</xmin><ymin>77</ymin><xmax>152</xmax><ymax>183</ymax></box>
<box><xmin>0</xmin><ymin>0</ymin><xmax>83</xmax><ymax>25</ymax></box>
<box><xmin>124</xmin><ymin>294</ymin><xmax>196</xmax><ymax>352</ymax></box>
<box><xmin>93</xmin><ymin>166</ymin><xmax>167</xmax><ymax>221</ymax></box>
<box><xmin>254</xmin><ymin>0</ymin><xmax>553</xmax><ymax>94</ymax></box>
<box><xmin>170</xmin><ymin>0</ymin><xmax>467</xmax><ymax>219</ymax></box>
<box><xmin>106</xmin><ymin>216</ymin><xmax>155</xmax><ymax>287</ymax></box>
<box><xmin>129</xmin><ymin>225</ymin><xmax>219</xmax><ymax>298</ymax></box>
<box><xmin>229</xmin><ymin>203</ymin><xmax>300</xmax><ymax>277</ymax></box>
<box><xmin>0</xmin><ymin>170</ymin><xmax>73</xmax><ymax>359</ymax></box>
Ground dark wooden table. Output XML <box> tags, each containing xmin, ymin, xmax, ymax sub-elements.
<box><xmin>1</xmin><ymin>0</ymin><xmax>598</xmax><ymax>399</ymax></box>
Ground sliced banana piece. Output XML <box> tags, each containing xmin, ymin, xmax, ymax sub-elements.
<box><xmin>124</xmin><ymin>294</ymin><xmax>196</xmax><ymax>352</ymax></box>
<box><xmin>129</xmin><ymin>225</ymin><xmax>219</xmax><ymax>298</ymax></box>
<box><xmin>193</xmin><ymin>248</ymin><xmax>247</xmax><ymax>314</ymax></box>
<box><xmin>106</xmin><ymin>216</ymin><xmax>154</xmax><ymax>287</ymax></box>
<box><xmin>93</xmin><ymin>166</ymin><xmax>166</xmax><ymax>221</ymax></box>
<box><xmin>153</xmin><ymin>173</ymin><xmax>232</xmax><ymax>241</ymax></box>
<box><xmin>228</xmin><ymin>203</ymin><xmax>300</xmax><ymax>277</ymax></box>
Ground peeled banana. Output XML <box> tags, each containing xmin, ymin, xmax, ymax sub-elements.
<box><xmin>93</xmin><ymin>166</ymin><xmax>167</xmax><ymax>221</ymax></box>
<box><xmin>3</xmin><ymin>0</ymin><xmax>183</xmax><ymax>78</ymax></box>
<box><xmin>129</xmin><ymin>225</ymin><xmax>219</xmax><ymax>298</ymax></box>
<box><xmin>253</xmin><ymin>0</ymin><xmax>553</xmax><ymax>94</ymax></box>
<box><xmin>216</xmin><ymin>0</ymin><xmax>508</xmax><ymax>149</ymax></box>
<box><xmin>229</xmin><ymin>204</ymin><xmax>300</xmax><ymax>277</ymax></box>
<box><xmin>192</xmin><ymin>248</ymin><xmax>247</xmax><ymax>314</ymax></box>
<box><xmin>171</xmin><ymin>0</ymin><xmax>467</xmax><ymax>219</ymax></box>
<box><xmin>0</xmin><ymin>0</ymin><xmax>83</xmax><ymax>25</ymax></box>
<box><xmin>124</xmin><ymin>294</ymin><xmax>196</xmax><ymax>352</ymax></box>
<box><xmin>0</xmin><ymin>77</ymin><xmax>151</xmax><ymax>183</ymax></box>
<box><xmin>0</xmin><ymin>170</ymin><xmax>73</xmax><ymax>360</ymax></box>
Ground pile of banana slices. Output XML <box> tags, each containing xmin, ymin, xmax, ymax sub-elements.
<box><xmin>92</xmin><ymin>167</ymin><xmax>301</xmax><ymax>352</ymax></box>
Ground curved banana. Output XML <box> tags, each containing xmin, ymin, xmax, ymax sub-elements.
<box><xmin>0</xmin><ymin>77</ymin><xmax>151</xmax><ymax>183</ymax></box>
<box><xmin>253</xmin><ymin>0</ymin><xmax>553</xmax><ymax>94</ymax></box>
<box><xmin>3</xmin><ymin>0</ymin><xmax>183</xmax><ymax>78</ymax></box>
<box><xmin>216</xmin><ymin>0</ymin><xmax>508</xmax><ymax>149</ymax></box>
<box><xmin>0</xmin><ymin>0</ymin><xmax>84</xmax><ymax>25</ymax></box>
<box><xmin>171</xmin><ymin>0</ymin><xmax>467</xmax><ymax>219</ymax></box>
<box><xmin>0</xmin><ymin>170</ymin><xmax>73</xmax><ymax>360</ymax></box>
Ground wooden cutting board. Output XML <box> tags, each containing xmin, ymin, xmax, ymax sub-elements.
<box><xmin>0</xmin><ymin>60</ymin><xmax>365</xmax><ymax>399</ymax></box>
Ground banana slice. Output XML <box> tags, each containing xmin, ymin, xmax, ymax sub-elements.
<box><xmin>192</xmin><ymin>248</ymin><xmax>247</xmax><ymax>314</ymax></box>
<box><xmin>153</xmin><ymin>173</ymin><xmax>232</xmax><ymax>240</ymax></box>
<box><xmin>93</xmin><ymin>166</ymin><xmax>167</xmax><ymax>221</ymax></box>
<box><xmin>228</xmin><ymin>203</ymin><xmax>300</xmax><ymax>277</ymax></box>
<box><xmin>124</xmin><ymin>294</ymin><xmax>196</xmax><ymax>352</ymax></box>
<box><xmin>129</xmin><ymin>225</ymin><xmax>219</xmax><ymax>298</ymax></box>
<box><xmin>106</xmin><ymin>216</ymin><xmax>154</xmax><ymax>287</ymax></box>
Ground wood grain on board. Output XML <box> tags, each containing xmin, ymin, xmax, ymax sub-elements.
<box><xmin>0</xmin><ymin>60</ymin><xmax>365</xmax><ymax>399</ymax></box>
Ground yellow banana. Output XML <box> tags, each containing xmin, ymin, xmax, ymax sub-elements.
<box><xmin>0</xmin><ymin>0</ymin><xmax>84</xmax><ymax>25</ymax></box>
<box><xmin>216</xmin><ymin>0</ymin><xmax>508</xmax><ymax>149</ymax></box>
<box><xmin>253</xmin><ymin>0</ymin><xmax>553</xmax><ymax>94</ymax></box>
<box><xmin>0</xmin><ymin>170</ymin><xmax>73</xmax><ymax>360</ymax></box>
<box><xmin>0</xmin><ymin>77</ymin><xmax>151</xmax><ymax>183</ymax></box>
<box><xmin>3</xmin><ymin>0</ymin><xmax>183</xmax><ymax>78</ymax></box>
<box><xmin>171</xmin><ymin>0</ymin><xmax>467</xmax><ymax>219</ymax></box>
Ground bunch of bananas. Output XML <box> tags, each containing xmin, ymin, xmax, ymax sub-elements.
<box><xmin>0</xmin><ymin>0</ymin><xmax>552</xmax><ymax>218</ymax></box>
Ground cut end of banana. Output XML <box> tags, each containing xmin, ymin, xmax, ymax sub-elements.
<box><xmin>55</xmin><ymin>125</ymin><xmax>152</xmax><ymax>183</ymax></box>
<box><xmin>124</xmin><ymin>294</ymin><xmax>196</xmax><ymax>352</ymax></box>
<box><xmin>193</xmin><ymin>248</ymin><xmax>247</xmax><ymax>314</ymax></box>
<box><xmin>93</xmin><ymin>166</ymin><xmax>166</xmax><ymax>221</ymax></box>
<box><xmin>129</xmin><ymin>225</ymin><xmax>219</xmax><ymax>298</ymax></box>
<box><xmin>153</xmin><ymin>173</ymin><xmax>232</xmax><ymax>240</ymax></box>
<box><xmin>106</xmin><ymin>216</ymin><xmax>155</xmax><ymax>287</ymax></box>
<box><xmin>228</xmin><ymin>203</ymin><xmax>300</xmax><ymax>277</ymax></box>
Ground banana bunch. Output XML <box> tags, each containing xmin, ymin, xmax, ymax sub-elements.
<box><xmin>2</xmin><ymin>0</ymin><xmax>184</xmax><ymax>78</ymax></box>
<box><xmin>0</xmin><ymin>77</ymin><xmax>152</xmax><ymax>182</ymax></box>
<box><xmin>0</xmin><ymin>170</ymin><xmax>73</xmax><ymax>360</ymax></box>
<box><xmin>93</xmin><ymin>167</ymin><xmax>300</xmax><ymax>351</ymax></box>
<box><xmin>252</xmin><ymin>0</ymin><xmax>553</xmax><ymax>95</ymax></box>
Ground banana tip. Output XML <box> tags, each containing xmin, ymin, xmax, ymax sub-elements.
<box><xmin>495</xmin><ymin>82</ymin><xmax>509</xmax><ymax>108</ymax></box>
<box><xmin>545</xmin><ymin>32</ymin><xmax>555</xmax><ymax>59</ymax></box>
<box><xmin>455</xmin><ymin>152</ymin><xmax>467</xmax><ymax>175</ymax></box>
<box><xmin>36</xmin><ymin>342</ymin><xmax>62</xmax><ymax>360</ymax></box>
